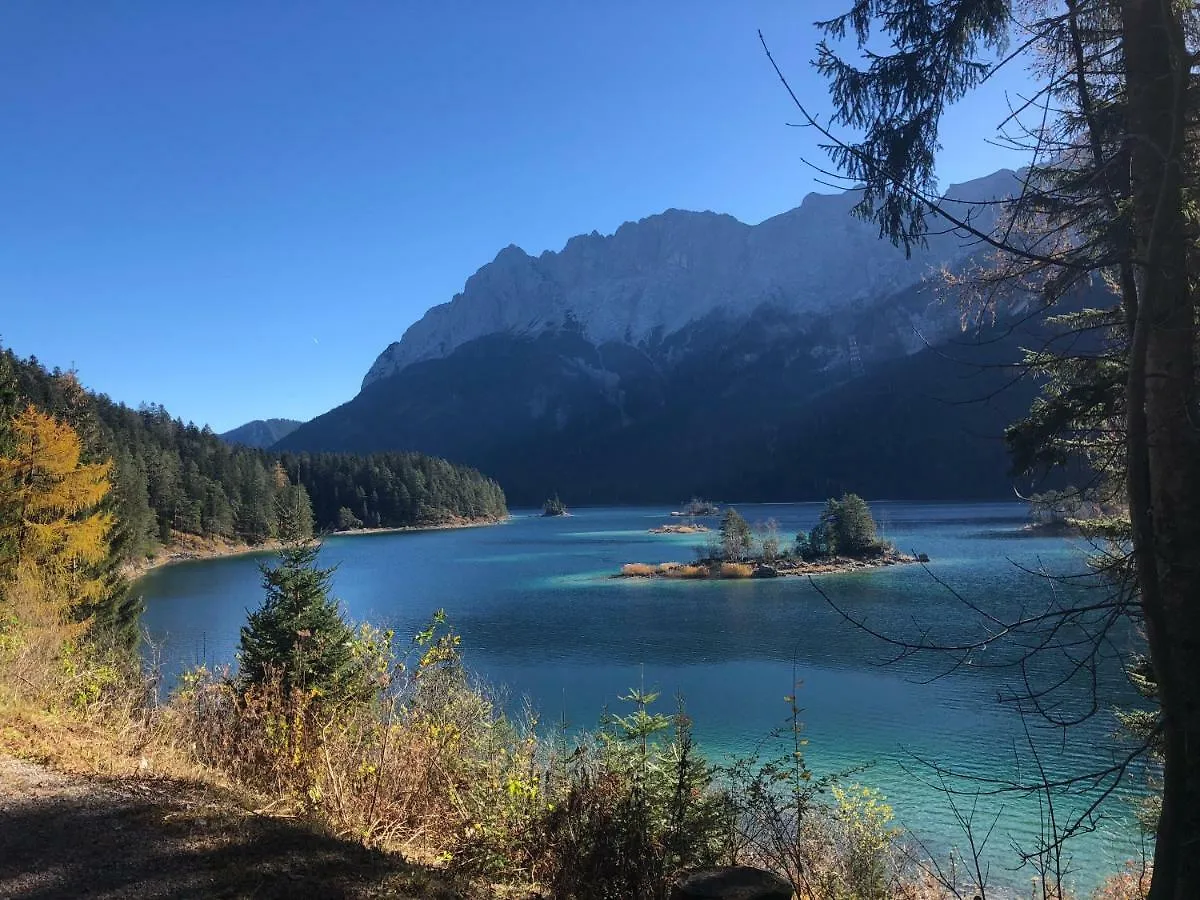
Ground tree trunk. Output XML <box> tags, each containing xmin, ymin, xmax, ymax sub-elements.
<box><xmin>1120</xmin><ymin>4</ymin><xmax>1200</xmax><ymax>899</ymax></box>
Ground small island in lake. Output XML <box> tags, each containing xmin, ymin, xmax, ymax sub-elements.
<box><xmin>670</xmin><ymin>497</ymin><xmax>719</xmax><ymax>517</ymax></box>
<box><xmin>542</xmin><ymin>493</ymin><xmax>569</xmax><ymax>517</ymax></box>
<box><xmin>621</xmin><ymin>494</ymin><xmax>924</xmax><ymax>579</ymax></box>
<box><xmin>649</xmin><ymin>522</ymin><xmax>710</xmax><ymax>534</ymax></box>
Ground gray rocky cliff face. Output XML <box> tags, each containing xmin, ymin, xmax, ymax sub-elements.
<box><xmin>362</xmin><ymin>169</ymin><xmax>1019</xmax><ymax>389</ymax></box>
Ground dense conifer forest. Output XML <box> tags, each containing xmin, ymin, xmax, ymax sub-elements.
<box><xmin>0</xmin><ymin>347</ymin><xmax>507</xmax><ymax>566</ymax></box>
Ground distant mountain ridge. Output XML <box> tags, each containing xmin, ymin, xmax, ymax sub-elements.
<box><xmin>363</xmin><ymin>169</ymin><xmax>1019</xmax><ymax>387</ymax></box>
<box><xmin>280</xmin><ymin>168</ymin><xmax>1053</xmax><ymax>505</ymax></box>
<box><xmin>221</xmin><ymin>418</ymin><xmax>303</xmax><ymax>449</ymax></box>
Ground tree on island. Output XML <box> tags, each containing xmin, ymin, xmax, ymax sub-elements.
<box><xmin>719</xmin><ymin>508</ymin><xmax>752</xmax><ymax>561</ymax></box>
<box><xmin>238</xmin><ymin>541</ymin><xmax>360</xmax><ymax>701</ymax></box>
<box><xmin>335</xmin><ymin>506</ymin><xmax>364</xmax><ymax>531</ymax></box>
<box><xmin>797</xmin><ymin>494</ymin><xmax>883</xmax><ymax>560</ymax></box>
<box><xmin>542</xmin><ymin>493</ymin><xmax>567</xmax><ymax>517</ymax></box>
<box><xmin>757</xmin><ymin>517</ymin><xmax>781</xmax><ymax>562</ymax></box>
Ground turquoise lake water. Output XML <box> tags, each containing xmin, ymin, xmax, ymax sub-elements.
<box><xmin>137</xmin><ymin>502</ymin><xmax>1150</xmax><ymax>893</ymax></box>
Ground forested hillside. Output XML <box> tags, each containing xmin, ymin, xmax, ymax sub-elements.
<box><xmin>1</xmin><ymin>348</ymin><xmax>507</xmax><ymax>566</ymax></box>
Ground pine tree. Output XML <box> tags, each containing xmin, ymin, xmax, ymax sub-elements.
<box><xmin>799</xmin><ymin>3</ymin><xmax>1200</xmax><ymax>892</ymax></box>
<box><xmin>238</xmin><ymin>541</ymin><xmax>358</xmax><ymax>701</ymax></box>
<box><xmin>109</xmin><ymin>449</ymin><xmax>157</xmax><ymax>562</ymax></box>
<box><xmin>274</xmin><ymin>482</ymin><xmax>314</xmax><ymax>543</ymax></box>
<box><xmin>832</xmin><ymin>493</ymin><xmax>878</xmax><ymax>556</ymax></box>
<box><xmin>808</xmin><ymin>494</ymin><xmax>881</xmax><ymax>558</ymax></box>
<box><xmin>0</xmin><ymin>353</ymin><xmax>16</xmax><ymax>454</ymax></box>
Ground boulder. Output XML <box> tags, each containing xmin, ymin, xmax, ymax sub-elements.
<box><xmin>751</xmin><ymin>564</ymin><xmax>780</xmax><ymax>579</ymax></box>
<box><xmin>670</xmin><ymin>866</ymin><xmax>794</xmax><ymax>900</ymax></box>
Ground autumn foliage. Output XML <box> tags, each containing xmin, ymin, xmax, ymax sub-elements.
<box><xmin>0</xmin><ymin>404</ymin><xmax>121</xmax><ymax>700</ymax></box>
<box><xmin>0</xmin><ymin>405</ymin><xmax>114</xmax><ymax>610</ymax></box>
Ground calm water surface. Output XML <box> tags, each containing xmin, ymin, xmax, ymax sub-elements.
<box><xmin>138</xmin><ymin>503</ymin><xmax>1148</xmax><ymax>892</ymax></box>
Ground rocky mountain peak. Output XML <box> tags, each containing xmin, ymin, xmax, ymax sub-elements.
<box><xmin>361</xmin><ymin>169</ymin><xmax>1020</xmax><ymax>389</ymax></box>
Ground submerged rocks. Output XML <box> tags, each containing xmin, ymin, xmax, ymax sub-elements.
<box><xmin>649</xmin><ymin>523</ymin><xmax>711</xmax><ymax>534</ymax></box>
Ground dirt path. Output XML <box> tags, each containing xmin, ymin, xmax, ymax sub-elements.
<box><xmin>0</xmin><ymin>756</ymin><xmax>460</xmax><ymax>899</ymax></box>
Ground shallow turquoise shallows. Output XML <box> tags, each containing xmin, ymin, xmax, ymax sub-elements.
<box><xmin>137</xmin><ymin>502</ymin><xmax>1151</xmax><ymax>893</ymax></box>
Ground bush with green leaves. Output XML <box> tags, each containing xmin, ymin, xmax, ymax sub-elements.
<box><xmin>536</xmin><ymin>688</ymin><xmax>730</xmax><ymax>900</ymax></box>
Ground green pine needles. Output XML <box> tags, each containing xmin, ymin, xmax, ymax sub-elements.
<box><xmin>796</xmin><ymin>493</ymin><xmax>886</xmax><ymax>560</ymax></box>
<box><xmin>238</xmin><ymin>541</ymin><xmax>359</xmax><ymax>702</ymax></box>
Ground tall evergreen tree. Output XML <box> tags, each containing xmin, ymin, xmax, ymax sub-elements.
<box><xmin>791</xmin><ymin>2</ymin><xmax>1200</xmax><ymax>894</ymax></box>
<box><xmin>238</xmin><ymin>542</ymin><xmax>358</xmax><ymax>701</ymax></box>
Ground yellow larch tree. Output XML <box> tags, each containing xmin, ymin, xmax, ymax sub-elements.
<box><xmin>0</xmin><ymin>405</ymin><xmax>114</xmax><ymax>618</ymax></box>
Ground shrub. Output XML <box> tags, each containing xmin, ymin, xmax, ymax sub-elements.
<box><xmin>719</xmin><ymin>562</ymin><xmax>753</xmax><ymax>579</ymax></box>
<box><xmin>176</xmin><ymin>611</ymin><xmax>542</xmax><ymax>857</ymax></box>
<box><xmin>668</xmin><ymin>565</ymin><xmax>707</xmax><ymax>579</ymax></box>
<box><xmin>722</xmin><ymin>688</ymin><xmax>913</xmax><ymax>900</ymax></box>
<box><xmin>1092</xmin><ymin>861</ymin><xmax>1152</xmax><ymax>900</ymax></box>
<box><xmin>535</xmin><ymin>692</ymin><xmax>729</xmax><ymax>900</ymax></box>
<box><xmin>655</xmin><ymin>562</ymin><xmax>680</xmax><ymax>574</ymax></box>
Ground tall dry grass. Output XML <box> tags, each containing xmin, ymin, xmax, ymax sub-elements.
<box><xmin>719</xmin><ymin>562</ymin><xmax>754</xmax><ymax>579</ymax></box>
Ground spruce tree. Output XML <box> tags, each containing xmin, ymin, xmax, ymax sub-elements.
<box><xmin>832</xmin><ymin>493</ymin><xmax>878</xmax><ymax>556</ymax></box>
<box><xmin>797</xmin><ymin>4</ymin><xmax>1200</xmax><ymax>892</ymax></box>
<box><xmin>238</xmin><ymin>541</ymin><xmax>358</xmax><ymax>701</ymax></box>
<box><xmin>808</xmin><ymin>493</ymin><xmax>880</xmax><ymax>558</ymax></box>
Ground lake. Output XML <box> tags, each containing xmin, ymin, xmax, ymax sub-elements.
<box><xmin>137</xmin><ymin>502</ymin><xmax>1149</xmax><ymax>893</ymax></box>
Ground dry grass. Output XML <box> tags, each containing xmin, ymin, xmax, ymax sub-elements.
<box><xmin>621</xmin><ymin>562</ymin><xmax>717</xmax><ymax>579</ymax></box>
<box><xmin>0</xmin><ymin>575</ymin><xmax>209</xmax><ymax>785</ymax></box>
<box><xmin>620</xmin><ymin>563</ymin><xmax>656</xmax><ymax>577</ymax></box>
<box><xmin>1091</xmin><ymin>861</ymin><xmax>1152</xmax><ymax>900</ymax></box>
<box><xmin>719</xmin><ymin>562</ymin><xmax>754</xmax><ymax>579</ymax></box>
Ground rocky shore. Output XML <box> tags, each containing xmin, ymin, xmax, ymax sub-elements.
<box><xmin>123</xmin><ymin>517</ymin><xmax>508</xmax><ymax>579</ymax></box>
<box><xmin>618</xmin><ymin>548</ymin><xmax>923</xmax><ymax>580</ymax></box>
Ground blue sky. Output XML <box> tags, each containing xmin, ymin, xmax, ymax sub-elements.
<box><xmin>1</xmin><ymin>2</ymin><xmax>1031</xmax><ymax>432</ymax></box>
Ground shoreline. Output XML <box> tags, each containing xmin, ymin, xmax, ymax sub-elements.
<box><xmin>617</xmin><ymin>550</ymin><xmax>923</xmax><ymax>580</ymax></box>
<box><xmin>124</xmin><ymin>516</ymin><xmax>509</xmax><ymax>580</ymax></box>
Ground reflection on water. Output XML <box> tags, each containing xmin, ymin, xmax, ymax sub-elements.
<box><xmin>138</xmin><ymin>502</ymin><xmax>1148</xmax><ymax>892</ymax></box>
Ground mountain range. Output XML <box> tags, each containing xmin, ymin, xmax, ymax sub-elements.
<box><xmin>277</xmin><ymin>169</ymin><xmax>1054</xmax><ymax>505</ymax></box>
<box><xmin>221</xmin><ymin>418</ymin><xmax>303</xmax><ymax>449</ymax></box>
